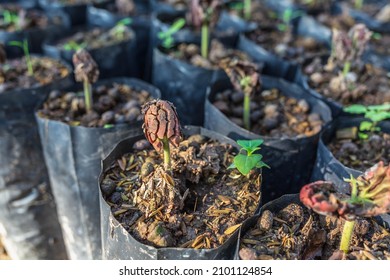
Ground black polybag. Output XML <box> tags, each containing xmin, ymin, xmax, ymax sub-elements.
<box><xmin>0</xmin><ymin>10</ymin><xmax>70</xmax><ymax>58</ymax></box>
<box><xmin>0</xmin><ymin>0</ymin><xmax>38</xmax><ymax>8</ymax></box>
<box><xmin>0</xmin><ymin>63</ymin><xmax>72</xmax><ymax>260</ymax></box>
<box><xmin>35</xmin><ymin>78</ymin><xmax>161</xmax><ymax>260</ymax></box>
<box><xmin>38</xmin><ymin>0</ymin><xmax>111</xmax><ymax>27</ymax></box>
<box><xmin>99</xmin><ymin>126</ymin><xmax>262</xmax><ymax>260</ymax></box>
<box><xmin>310</xmin><ymin>117</ymin><xmax>390</xmax><ymax>227</ymax></box>
<box><xmin>42</xmin><ymin>26</ymin><xmax>138</xmax><ymax>79</ymax></box>
<box><xmin>205</xmin><ymin>75</ymin><xmax>332</xmax><ymax>204</ymax></box>
<box><xmin>86</xmin><ymin>5</ymin><xmax>151</xmax><ymax>80</ymax></box>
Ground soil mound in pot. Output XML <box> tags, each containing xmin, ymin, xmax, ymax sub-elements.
<box><xmin>101</xmin><ymin>134</ymin><xmax>261</xmax><ymax>249</ymax></box>
<box><xmin>239</xmin><ymin>199</ymin><xmax>390</xmax><ymax>260</ymax></box>
<box><xmin>37</xmin><ymin>82</ymin><xmax>152</xmax><ymax>127</ymax></box>
<box><xmin>213</xmin><ymin>87</ymin><xmax>323</xmax><ymax>138</ymax></box>
<box><xmin>0</xmin><ymin>57</ymin><xmax>69</xmax><ymax>94</ymax></box>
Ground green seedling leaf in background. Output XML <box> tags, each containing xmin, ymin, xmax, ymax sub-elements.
<box><xmin>63</xmin><ymin>41</ymin><xmax>87</xmax><ymax>52</ymax></box>
<box><xmin>8</xmin><ymin>39</ymin><xmax>33</xmax><ymax>75</ymax></box>
<box><xmin>158</xmin><ymin>18</ymin><xmax>185</xmax><ymax>49</ymax></box>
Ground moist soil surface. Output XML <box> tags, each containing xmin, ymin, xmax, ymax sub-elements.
<box><xmin>0</xmin><ymin>4</ymin><xmax>54</xmax><ymax>32</ymax></box>
<box><xmin>55</xmin><ymin>27</ymin><xmax>133</xmax><ymax>51</ymax></box>
<box><xmin>213</xmin><ymin>88</ymin><xmax>323</xmax><ymax>138</ymax></box>
<box><xmin>328</xmin><ymin>130</ymin><xmax>390</xmax><ymax>171</ymax></box>
<box><xmin>37</xmin><ymin>82</ymin><xmax>153</xmax><ymax>127</ymax></box>
<box><xmin>242</xmin><ymin>1</ymin><xmax>329</xmax><ymax>65</ymax></box>
<box><xmin>239</xmin><ymin>202</ymin><xmax>390</xmax><ymax>260</ymax></box>
<box><xmin>164</xmin><ymin>40</ymin><xmax>251</xmax><ymax>70</ymax></box>
<box><xmin>304</xmin><ymin>58</ymin><xmax>390</xmax><ymax>106</ymax></box>
<box><xmin>101</xmin><ymin>135</ymin><xmax>261</xmax><ymax>249</ymax></box>
<box><xmin>0</xmin><ymin>57</ymin><xmax>69</xmax><ymax>94</ymax></box>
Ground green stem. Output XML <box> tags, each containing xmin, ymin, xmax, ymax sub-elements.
<box><xmin>83</xmin><ymin>80</ymin><xmax>93</xmax><ymax>113</ymax></box>
<box><xmin>162</xmin><ymin>137</ymin><xmax>171</xmax><ymax>170</ymax></box>
<box><xmin>201</xmin><ymin>23</ymin><xmax>209</xmax><ymax>59</ymax></box>
<box><xmin>342</xmin><ymin>61</ymin><xmax>351</xmax><ymax>77</ymax></box>
<box><xmin>243</xmin><ymin>93</ymin><xmax>251</xmax><ymax>131</ymax></box>
<box><xmin>244</xmin><ymin>0</ymin><xmax>251</xmax><ymax>21</ymax></box>
<box><xmin>340</xmin><ymin>220</ymin><xmax>355</xmax><ymax>253</ymax></box>
<box><xmin>355</xmin><ymin>0</ymin><xmax>363</xmax><ymax>10</ymax></box>
<box><xmin>23</xmin><ymin>40</ymin><xmax>33</xmax><ymax>76</ymax></box>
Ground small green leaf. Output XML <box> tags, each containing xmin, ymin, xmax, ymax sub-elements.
<box><xmin>359</xmin><ymin>121</ymin><xmax>373</xmax><ymax>131</ymax></box>
<box><xmin>228</xmin><ymin>162</ymin><xmax>236</xmax><ymax>169</ymax></box>
<box><xmin>358</xmin><ymin>132</ymin><xmax>369</xmax><ymax>139</ymax></box>
<box><xmin>237</xmin><ymin>139</ymin><xmax>264</xmax><ymax>151</ymax></box>
<box><xmin>8</xmin><ymin>41</ymin><xmax>23</xmax><ymax>48</ymax></box>
<box><xmin>344</xmin><ymin>104</ymin><xmax>368</xmax><ymax>114</ymax></box>
<box><xmin>367</xmin><ymin>103</ymin><xmax>390</xmax><ymax>111</ymax></box>
<box><xmin>256</xmin><ymin>161</ymin><xmax>270</xmax><ymax>169</ymax></box>
<box><xmin>234</xmin><ymin>154</ymin><xmax>262</xmax><ymax>176</ymax></box>
<box><xmin>103</xmin><ymin>124</ymin><xmax>114</xmax><ymax>129</ymax></box>
<box><xmin>366</xmin><ymin>111</ymin><xmax>390</xmax><ymax>122</ymax></box>
<box><xmin>117</xmin><ymin>17</ymin><xmax>132</xmax><ymax>26</ymax></box>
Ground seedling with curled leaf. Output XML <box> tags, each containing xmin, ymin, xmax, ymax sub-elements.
<box><xmin>72</xmin><ymin>49</ymin><xmax>99</xmax><ymax>113</ymax></box>
<box><xmin>157</xmin><ymin>18</ymin><xmax>186</xmax><ymax>49</ymax></box>
<box><xmin>219</xmin><ymin>58</ymin><xmax>261</xmax><ymax>130</ymax></box>
<box><xmin>142</xmin><ymin>99</ymin><xmax>182</xmax><ymax>170</ymax></box>
<box><xmin>8</xmin><ymin>39</ymin><xmax>33</xmax><ymax>76</ymax></box>
<box><xmin>344</xmin><ymin>103</ymin><xmax>390</xmax><ymax>139</ymax></box>
<box><xmin>328</xmin><ymin>24</ymin><xmax>372</xmax><ymax>77</ymax></box>
<box><xmin>189</xmin><ymin>0</ymin><xmax>222</xmax><ymax>58</ymax></box>
<box><xmin>110</xmin><ymin>17</ymin><xmax>133</xmax><ymax>41</ymax></box>
<box><xmin>300</xmin><ymin>161</ymin><xmax>390</xmax><ymax>254</ymax></box>
<box><xmin>229</xmin><ymin>139</ymin><xmax>269</xmax><ymax>176</ymax></box>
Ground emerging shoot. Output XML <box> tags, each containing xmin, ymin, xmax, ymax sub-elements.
<box><xmin>300</xmin><ymin>162</ymin><xmax>390</xmax><ymax>253</ymax></box>
<box><xmin>229</xmin><ymin>139</ymin><xmax>269</xmax><ymax>176</ymax></box>
<box><xmin>189</xmin><ymin>0</ymin><xmax>222</xmax><ymax>58</ymax></box>
<box><xmin>72</xmin><ymin>49</ymin><xmax>99</xmax><ymax>113</ymax></box>
<box><xmin>111</xmin><ymin>17</ymin><xmax>132</xmax><ymax>41</ymax></box>
<box><xmin>141</xmin><ymin>100</ymin><xmax>182</xmax><ymax>170</ymax></box>
<box><xmin>158</xmin><ymin>18</ymin><xmax>186</xmax><ymax>49</ymax></box>
<box><xmin>220</xmin><ymin>58</ymin><xmax>261</xmax><ymax>131</ymax></box>
<box><xmin>8</xmin><ymin>39</ymin><xmax>33</xmax><ymax>76</ymax></box>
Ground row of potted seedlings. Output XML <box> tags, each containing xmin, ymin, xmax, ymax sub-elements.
<box><xmin>0</xmin><ymin>0</ymin><xmax>389</xmax><ymax>260</ymax></box>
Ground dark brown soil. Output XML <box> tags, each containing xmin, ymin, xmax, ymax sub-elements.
<box><xmin>164</xmin><ymin>40</ymin><xmax>251</xmax><ymax>70</ymax></box>
<box><xmin>101</xmin><ymin>135</ymin><xmax>261</xmax><ymax>249</ymax></box>
<box><xmin>213</xmin><ymin>88</ymin><xmax>323</xmax><ymax>138</ymax></box>
<box><xmin>0</xmin><ymin>4</ymin><xmax>53</xmax><ymax>32</ymax></box>
<box><xmin>328</xmin><ymin>130</ymin><xmax>390</xmax><ymax>171</ymax></box>
<box><xmin>37</xmin><ymin>83</ymin><xmax>153</xmax><ymax>127</ymax></box>
<box><xmin>239</xmin><ymin>203</ymin><xmax>390</xmax><ymax>260</ymax></box>
<box><xmin>0</xmin><ymin>57</ymin><xmax>69</xmax><ymax>94</ymax></box>
<box><xmin>56</xmin><ymin>27</ymin><xmax>133</xmax><ymax>51</ymax></box>
<box><xmin>304</xmin><ymin>59</ymin><xmax>390</xmax><ymax>106</ymax></box>
<box><xmin>293</xmin><ymin>0</ymin><xmax>333</xmax><ymax>15</ymax></box>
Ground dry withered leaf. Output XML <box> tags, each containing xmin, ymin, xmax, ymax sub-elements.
<box><xmin>72</xmin><ymin>49</ymin><xmax>99</xmax><ymax>84</ymax></box>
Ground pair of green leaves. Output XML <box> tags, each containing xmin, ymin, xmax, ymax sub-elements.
<box><xmin>157</xmin><ymin>18</ymin><xmax>186</xmax><ymax>49</ymax></box>
<box><xmin>229</xmin><ymin>139</ymin><xmax>270</xmax><ymax>176</ymax></box>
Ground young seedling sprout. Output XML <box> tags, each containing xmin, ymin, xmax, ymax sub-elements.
<box><xmin>142</xmin><ymin>99</ymin><xmax>182</xmax><ymax>170</ymax></box>
<box><xmin>1</xmin><ymin>8</ymin><xmax>27</xmax><ymax>31</ymax></box>
<box><xmin>111</xmin><ymin>18</ymin><xmax>132</xmax><ymax>41</ymax></box>
<box><xmin>300</xmin><ymin>161</ymin><xmax>390</xmax><ymax>254</ymax></box>
<box><xmin>189</xmin><ymin>0</ymin><xmax>222</xmax><ymax>58</ymax></box>
<box><xmin>244</xmin><ymin>0</ymin><xmax>251</xmax><ymax>21</ymax></box>
<box><xmin>344</xmin><ymin>103</ymin><xmax>390</xmax><ymax>139</ymax></box>
<box><xmin>72</xmin><ymin>49</ymin><xmax>99</xmax><ymax>113</ymax></box>
<box><xmin>158</xmin><ymin>18</ymin><xmax>186</xmax><ymax>49</ymax></box>
<box><xmin>229</xmin><ymin>139</ymin><xmax>269</xmax><ymax>176</ymax></box>
<box><xmin>354</xmin><ymin>0</ymin><xmax>363</xmax><ymax>10</ymax></box>
<box><xmin>220</xmin><ymin>58</ymin><xmax>261</xmax><ymax>131</ymax></box>
<box><xmin>8</xmin><ymin>39</ymin><xmax>33</xmax><ymax>76</ymax></box>
<box><xmin>329</xmin><ymin>24</ymin><xmax>372</xmax><ymax>78</ymax></box>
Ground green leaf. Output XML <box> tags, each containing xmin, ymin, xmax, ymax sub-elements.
<box><xmin>256</xmin><ymin>161</ymin><xmax>270</xmax><ymax>169</ymax></box>
<box><xmin>358</xmin><ymin>132</ymin><xmax>368</xmax><ymax>139</ymax></box>
<box><xmin>237</xmin><ymin>139</ymin><xmax>264</xmax><ymax>151</ymax></box>
<box><xmin>344</xmin><ymin>104</ymin><xmax>368</xmax><ymax>114</ymax></box>
<box><xmin>359</xmin><ymin>121</ymin><xmax>373</xmax><ymax>131</ymax></box>
<box><xmin>8</xmin><ymin>41</ymin><xmax>23</xmax><ymax>48</ymax></box>
<box><xmin>228</xmin><ymin>162</ymin><xmax>236</xmax><ymax>169</ymax></box>
<box><xmin>103</xmin><ymin>124</ymin><xmax>114</xmax><ymax>129</ymax></box>
<box><xmin>234</xmin><ymin>154</ymin><xmax>262</xmax><ymax>176</ymax></box>
<box><xmin>117</xmin><ymin>17</ymin><xmax>132</xmax><ymax>26</ymax></box>
<box><xmin>366</xmin><ymin>111</ymin><xmax>390</xmax><ymax>122</ymax></box>
<box><xmin>367</xmin><ymin>103</ymin><xmax>390</xmax><ymax>112</ymax></box>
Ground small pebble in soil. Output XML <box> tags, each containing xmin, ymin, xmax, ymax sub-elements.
<box><xmin>258</xmin><ymin>210</ymin><xmax>273</xmax><ymax>231</ymax></box>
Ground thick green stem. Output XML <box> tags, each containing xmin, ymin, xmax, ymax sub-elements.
<box><xmin>83</xmin><ymin>80</ymin><xmax>93</xmax><ymax>113</ymax></box>
<box><xmin>201</xmin><ymin>23</ymin><xmax>209</xmax><ymax>59</ymax></box>
<box><xmin>244</xmin><ymin>0</ymin><xmax>251</xmax><ymax>21</ymax></box>
<box><xmin>342</xmin><ymin>61</ymin><xmax>351</xmax><ymax>77</ymax></box>
<box><xmin>340</xmin><ymin>220</ymin><xmax>355</xmax><ymax>253</ymax></box>
<box><xmin>162</xmin><ymin>137</ymin><xmax>171</xmax><ymax>170</ymax></box>
<box><xmin>243</xmin><ymin>93</ymin><xmax>251</xmax><ymax>131</ymax></box>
